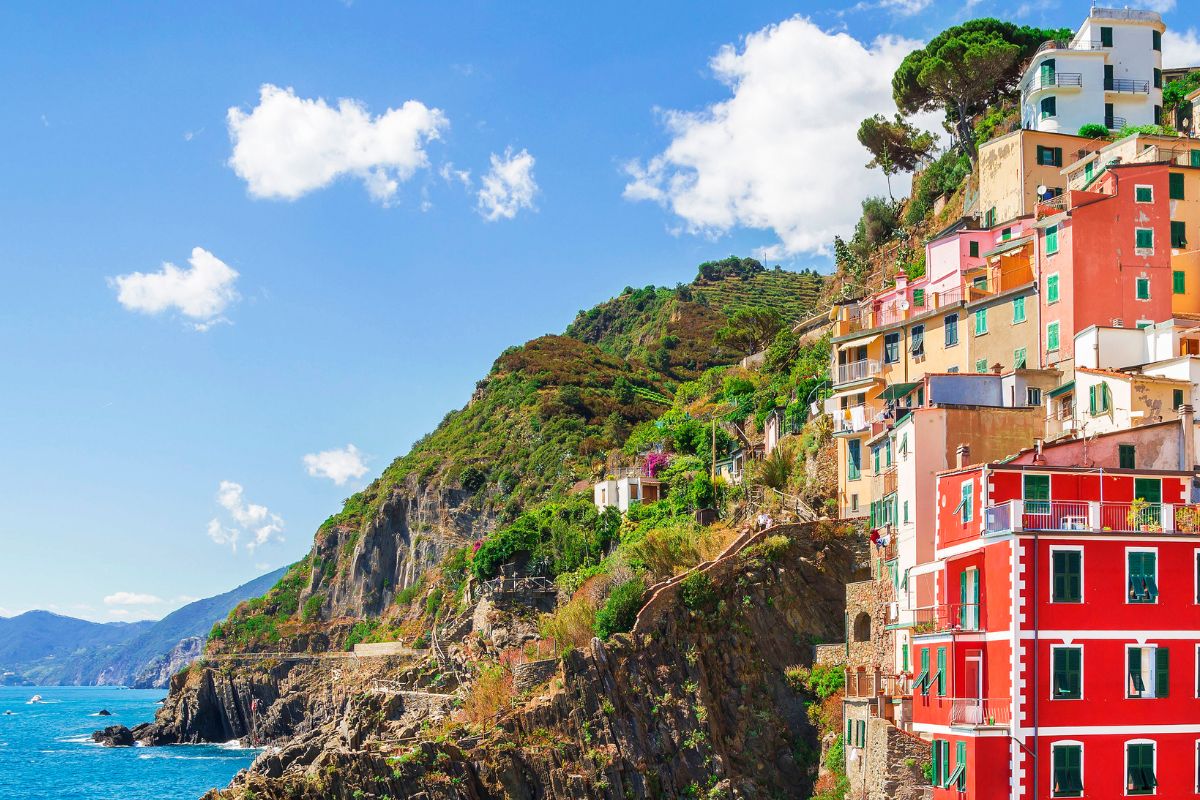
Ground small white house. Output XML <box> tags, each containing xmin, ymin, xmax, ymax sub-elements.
<box><xmin>594</xmin><ymin>473</ymin><xmax>663</xmax><ymax>513</ymax></box>
<box><xmin>714</xmin><ymin>449</ymin><xmax>746</xmax><ymax>485</ymax></box>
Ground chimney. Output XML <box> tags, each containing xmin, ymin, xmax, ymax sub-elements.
<box><xmin>1033</xmin><ymin>438</ymin><xmax>1046</xmax><ymax>465</ymax></box>
<box><xmin>1181</xmin><ymin>404</ymin><xmax>1196</xmax><ymax>471</ymax></box>
<box><xmin>956</xmin><ymin>444</ymin><xmax>971</xmax><ymax>469</ymax></box>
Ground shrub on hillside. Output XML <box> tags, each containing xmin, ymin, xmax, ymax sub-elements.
<box><xmin>1078</xmin><ymin>123</ymin><xmax>1110</xmax><ymax>139</ymax></box>
<box><xmin>460</xmin><ymin>663</ymin><xmax>514</xmax><ymax>725</ymax></box>
<box><xmin>594</xmin><ymin>577</ymin><xmax>646</xmax><ymax>640</ymax></box>
<box><xmin>679</xmin><ymin>571</ymin><xmax>716</xmax><ymax>611</ymax></box>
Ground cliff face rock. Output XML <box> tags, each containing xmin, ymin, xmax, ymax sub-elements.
<box><xmin>204</xmin><ymin>525</ymin><xmax>857</xmax><ymax>800</ymax></box>
<box><xmin>130</xmin><ymin>636</ymin><xmax>203</xmax><ymax>689</ymax></box>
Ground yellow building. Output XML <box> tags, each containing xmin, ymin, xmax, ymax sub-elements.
<box><xmin>963</xmin><ymin>233</ymin><xmax>1044</xmax><ymax>373</ymax></box>
<box><xmin>977</xmin><ymin>128</ymin><xmax>1106</xmax><ymax>226</ymax></box>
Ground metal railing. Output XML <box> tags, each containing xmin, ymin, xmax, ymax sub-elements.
<box><xmin>904</xmin><ymin>603</ymin><xmax>983</xmax><ymax>634</ymax></box>
<box><xmin>984</xmin><ymin>500</ymin><xmax>1200</xmax><ymax>535</ymax></box>
<box><xmin>1105</xmin><ymin>78</ymin><xmax>1150</xmax><ymax>94</ymax></box>
<box><xmin>1105</xmin><ymin>115</ymin><xmax>1127</xmax><ymax>130</ymax></box>
<box><xmin>845</xmin><ymin>669</ymin><xmax>912</xmax><ymax>699</ymax></box>
<box><xmin>1036</xmin><ymin>39</ymin><xmax>1105</xmax><ymax>55</ymax></box>
<box><xmin>1025</xmin><ymin>72</ymin><xmax>1083</xmax><ymax>93</ymax></box>
<box><xmin>1036</xmin><ymin>195</ymin><xmax>1069</xmax><ymax>218</ymax></box>
<box><xmin>949</xmin><ymin>697</ymin><xmax>1011</xmax><ymax>727</ymax></box>
<box><xmin>836</xmin><ymin>359</ymin><xmax>881</xmax><ymax>385</ymax></box>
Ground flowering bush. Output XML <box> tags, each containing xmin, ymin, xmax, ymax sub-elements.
<box><xmin>643</xmin><ymin>451</ymin><xmax>671</xmax><ymax>477</ymax></box>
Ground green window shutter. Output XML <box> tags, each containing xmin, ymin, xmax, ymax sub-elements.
<box><xmin>975</xmin><ymin>358</ymin><xmax>987</xmax><ymax>373</ymax></box>
<box><xmin>1101</xmin><ymin>26</ymin><xmax>1112</xmax><ymax>47</ymax></box>
<box><xmin>1173</xmin><ymin>389</ymin><xmax>1184</xmax><ymax>409</ymax></box>
<box><xmin>955</xmin><ymin>741</ymin><xmax>966</xmax><ymax>790</ymax></box>
<box><xmin>1041</xmin><ymin>96</ymin><xmax>1056</xmax><ymax>118</ymax></box>
<box><xmin>1136</xmin><ymin>228</ymin><xmax>1154</xmax><ymax>250</ymax></box>
<box><xmin>901</xmin><ymin>644</ymin><xmax>909</xmax><ymax>672</ymax></box>
<box><xmin>848</xmin><ymin>440</ymin><xmax>861</xmax><ymax>480</ymax></box>
<box><xmin>1153</xmin><ymin>29</ymin><xmax>1161</xmax><ymax>51</ymax></box>
<box><xmin>1174</xmin><ymin>270</ymin><xmax>1186</xmax><ymax>294</ymax></box>
<box><xmin>913</xmin><ymin>288</ymin><xmax>925</xmax><ymax>307</ymax></box>
<box><xmin>1047</xmin><ymin>274</ymin><xmax>1060</xmax><ymax>302</ymax></box>
<box><xmin>1136</xmin><ymin>185</ymin><xmax>1153</xmax><ymax>202</ymax></box>
<box><xmin>1192</xmin><ymin>150</ymin><xmax>1200</xmax><ymax>168</ymax></box>
<box><xmin>1172</xmin><ymin>221</ymin><xmax>1187</xmax><ymax>248</ymax></box>
<box><xmin>846</xmin><ymin>719</ymin><xmax>852</xmax><ymax>740</ymax></box>
<box><xmin>1047</xmin><ymin>322</ymin><xmax>1060</xmax><ymax>352</ymax></box>
<box><xmin>1037</xmin><ymin>145</ymin><xmax>1048</xmax><ymax>164</ymax></box>
<box><xmin>932</xmin><ymin>739</ymin><xmax>942</xmax><ymax>786</ymax></box>
<box><xmin>1014</xmin><ymin>348</ymin><xmax>1026</xmax><ymax>369</ymax></box>
<box><xmin>1089</xmin><ymin>384</ymin><xmax>1097</xmax><ymax>414</ymax></box>
<box><xmin>1046</xmin><ymin>225</ymin><xmax>1059</xmax><ymax>254</ymax></box>
<box><xmin>1054</xmin><ymin>744</ymin><xmax>1083</xmax><ymax>796</ymax></box>
<box><xmin>975</xmin><ymin>308</ymin><xmax>987</xmax><ymax>335</ymax></box>
<box><xmin>1052</xmin><ymin>550</ymin><xmax>1081</xmax><ymax>602</ymax></box>
<box><xmin>1170</xmin><ymin>172</ymin><xmax>1185</xmax><ymax>200</ymax></box>
<box><xmin>936</xmin><ymin>647</ymin><xmax>946</xmax><ymax>695</ymax></box>
<box><xmin>1129</xmin><ymin>646</ymin><xmax>1144</xmax><ymax>695</ymax></box>
<box><xmin>969</xmin><ymin>241</ymin><xmax>979</xmax><ymax>258</ymax></box>
<box><xmin>961</xmin><ymin>481</ymin><xmax>973</xmax><ymax>522</ymax></box>
<box><xmin>1053</xmin><ymin>646</ymin><xmax>1082</xmax><ymax>698</ymax></box>
<box><xmin>1119</xmin><ymin>443</ymin><xmax>1136</xmax><ymax>468</ymax></box>
<box><xmin>1154</xmin><ymin>68</ymin><xmax>1162</xmax><ymax>89</ymax></box>
<box><xmin>1054</xmin><ymin>147</ymin><xmax>1063</xmax><ymax>167</ymax></box>
<box><xmin>1013</xmin><ymin>296</ymin><xmax>1026</xmax><ymax>322</ymax></box>
<box><xmin>1136</xmin><ymin>276</ymin><xmax>1150</xmax><ymax>299</ymax></box>
<box><xmin>1154</xmin><ymin>646</ymin><xmax>1168</xmax><ymax>697</ymax></box>
<box><xmin>1134</xmin><ymin>478</ymin><xmax>1161</xmax><ymax>504</ymax></box>
<box><xmin>1127</xmin><ymin>742</ymin><xmax>1155</xmax><ymax>793</ymax></box>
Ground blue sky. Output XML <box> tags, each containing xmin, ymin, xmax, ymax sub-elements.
<box><xmin>1</xmin><ymin>0</ymin><xmax>1195</xmax><ymax>622</ymax></box>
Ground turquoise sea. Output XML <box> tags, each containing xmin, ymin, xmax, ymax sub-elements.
<box><xmin>0</xmin><ymin>686</ymin><xmax>257</xmax><ymax>800</ymax></box>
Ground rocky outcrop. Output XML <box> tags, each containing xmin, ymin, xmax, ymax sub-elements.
<box><xmin>92</xmin><ymin>725</ymin><xmax>134</xmax><ymax>747</ymax></box>
<box><xmin>203</xmin><ymin>525</ymin><xmax>858</xmax><ymax>800</ymax></box>
<box><xmin>131</xmin><ymin>636</ymin><xmax>204</xmax><ymax>689</ymax></box>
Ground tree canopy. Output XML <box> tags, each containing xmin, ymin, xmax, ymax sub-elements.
<box><xmin>856</xmin><ymin>114</ymin><xmax>936</xmax><ymax>199</ymax></box>
<box><xmin>892</xmin><ymin>19</ymin><xmax>1071</xmax><ymax>161</ymax></box>
<box><xmin>716</xmin><ymin>306</ymin><xmax>784</xmax><ymax>356</ymax></box>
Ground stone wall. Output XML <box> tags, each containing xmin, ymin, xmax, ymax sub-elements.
<box><xmin>844</xmin><ymin>574</ymin><xmax>895</xmax><ymax>671</ymax></box>
<box><xmin>865</xmin><ymin>717</ymin><xmax>931</xmax><ymax>800</ymax></box>
<box><xmin>512</xmin><ymin>658</ymin><xmax>558</xmax><ymax>692</ymax></box>
<box><xmin>814</xmin><ymin>643</ymin><xmax>846</xmax><ymax>667</ymax></box>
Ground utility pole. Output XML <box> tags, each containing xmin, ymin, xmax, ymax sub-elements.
<box><xmin>711</xmin><ymin>418</ymin><xmax>716</xmax><ymax>482</ymax></box>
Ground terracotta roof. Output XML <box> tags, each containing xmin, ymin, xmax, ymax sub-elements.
<box><xmin>1075</xmin><ymin>366</ymin><xmax>1190</xmax><ymax>385</ymax></box>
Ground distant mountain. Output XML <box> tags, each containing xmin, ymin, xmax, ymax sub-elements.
<box><xmin>0</xmin><ymin>567</ymin><xmax>285</xmax><ymax>687</ymax></box>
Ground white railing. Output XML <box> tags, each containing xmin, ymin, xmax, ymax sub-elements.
<box><xmin>949</xmin><ymin>697</ymin><xmax>1011</xmax><ymax>727</ymax></box>
<box><xmin>837</xmin><ymin>359</ymin><xmax>881</xmax><ymax>385</ymax></box>
<box><xmin>984</xmin><ymin>500</ymin><xmax>1200</xmax><ymax>535</ymax></box>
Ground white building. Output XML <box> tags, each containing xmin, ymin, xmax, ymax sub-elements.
<box><xmin>1020</xmin><ymin>7</ymin><xmax>1164</xmax><ymax>135</ymax></box>
<box><xmin>593</xmin><ymin>472</ymin><xmax>662</xmax><ymax>513</ymax></box>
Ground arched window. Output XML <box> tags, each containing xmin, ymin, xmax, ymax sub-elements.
<box><xmin>853</xmin><ymin>611</ymin><xmax>872</xmax><ymax>642</ymax></box>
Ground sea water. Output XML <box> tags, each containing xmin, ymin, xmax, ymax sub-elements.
<box><xmin>0</xmin><ymin>686</ymin><xmax>257</xmax><ymax>800</ymax></box>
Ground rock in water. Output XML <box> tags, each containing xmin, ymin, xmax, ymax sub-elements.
<box><xmin>97</xmin><ymin>709</ymin><xmax>112</xmax><ymax>716</ymax></box>
<box><xmin>91</xmin><ymin>724</ymin><xmax>134</xmax><ymax>747</ymax></box>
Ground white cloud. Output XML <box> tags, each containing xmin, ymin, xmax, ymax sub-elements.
<box><xmin>303</xmin><ymin>444</ymin><xmax>369</xmax><ymax>486</ymax></box>
<box><xmin>227</xmin><ymin>84</ymin><xmax>448</xmax><ymax>204</ymax></box>
<box><xmin>476</xmin><ymin>147</ymin><xmax>538</xmax><ymax>221</ymax></box>
<box><xmin>109</xmin><ymin>247</ymin><xmax>239</xmax><ymax>330</ymax></box>
<box><xmin>440</xmin><ymin>162</ymin><xmax>472</xmax><ymax>188</ymax></box>
<box><xmin>103</xmin><ymin>591</ymin><xmax>163</xmax><ymax>606</ymax></box>
<box><xmin>207</xmin><ymin>480</ymin><xmax>284</xmax><ymax>552</ymax></box>
<box><xmin>1164</xmin><ymin>28</ymin><xmax>1200</xmax><ymax>68</ymax></box>
<box><xmin>623</xmin><ymin>16</ymin><xmax>928</xmax><ymax>258</ymax></box>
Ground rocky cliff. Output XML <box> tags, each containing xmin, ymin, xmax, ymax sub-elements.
<box><xmin>185</xmin><ymin>524</ymin><xmax>858</xmax><ymax>800</ymax></box>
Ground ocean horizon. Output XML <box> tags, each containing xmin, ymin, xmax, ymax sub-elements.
<box><xmin>0</xmin><ymin>686</ymin><xmax>256</xmax><ymax>800</ymax></box>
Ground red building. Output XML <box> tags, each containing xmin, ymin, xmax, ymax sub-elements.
<box><xmin>1035</xmin><ymin>163</ymin><xmax>1175</xmax><ymax>367</ymax></box>
<box><xmin>911</xmin><ymin>458</ymin><xmax>1200</xmax><ymax>798</ymax></box>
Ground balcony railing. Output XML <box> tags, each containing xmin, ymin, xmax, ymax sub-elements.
<box><xmin>845</xmin><ymin>669</ymin><xmax>912</xmax><ymax>699</ymax></box>
<box><xmin>984</xmin><ymin>500</ymin><xmax>1200</xmax><ymax>536</ymax></box>
<box><xmin>903</xmin><ymin>602</ymin><xmax>983</xmax><ymax>635</ymax></box>
<box><xmin>1105</xmin><ymin>115</ymin><xmax>1127</xmax><ymax>130</ymax></box>
<box><xmin>836</xmin><ymin>359</ymin><xmax>881</xmax><ymax>385</ymax></box>
<box><xmin>1105</xmin><ymin>78</ymin><xmax>1150</xmax><ymax>94</ymax></box>
<box><xmin>949</xmin><ymin>697</ymin><xmax>1011</xmax><ymax>727</ymax></box>
<box><xmin>1035</xmin><ymin>39</ymin><xmax>1105</xmax><ymax>55</ymax></box>
<box><xmin>833</xmin><ymin>403</ymin><xmax>871</xmax><ymax>433</ymax></box>
<box><xmin>1024</xmin><ymin>72</ymin><xmax>1083</xmax><ymax>94</ymax></box>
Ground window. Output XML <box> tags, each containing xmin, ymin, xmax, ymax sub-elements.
<box><xmin>1155</xmin><ymin>105</ymin><xmax>1163</xmax><ymax>126</ymax></box>
<box><xmin>1135</xmin><ymin>185</ymin><xmax>1154</xmax><ymax>203</ymax></box>
<box><xmin>1172</xmin><ymin>221</ymin><xmax>1187</xmax><ymax>249</ymax></box>
<box><xmin>1002</xmin><ymin>227</ymin><xmax>1012</xmax><ymax>241</ymax></box>
<box><xmin>1037</xmin><ymin>145</ymin><xmax>1063</xmax><ymax>167</ymax></box>
<box><xmin>1025</xmin><ymin>474</ymin><xmax>1050</xmax><ymax>514</ymax></box>
<box><xmin>932</xmin><ymin>739</ymin><xmax>951</xmax><ymax>788</ymax></box>
<box><xmin>848</xmin><ymin>440</ymin><xmax>861</xmax><ymax>481</ymax></box>
<box><xmin>1046</xmin><ymin>224</ymin><xmax>1059</xmax><ymax>254</ymax></box>
<box><xmin>969</xmin><ymin>241</ymin><xmax>980</xmax><ymax>258</ymax></box>
<box><xmin>985</xmin><ymin>207</ymin><xmax>996</xmax><ymax>227</ymax></box>
<box><xmin>1089</xmin><ymin>382</ymin><xmax>1112</xmax><ymax>415</ymax></box>
<box><xmin>1053</xmin><ymin>645</ymin><xmax>1082</xmax><ymax>698</ymax></box>
<box><xmin>903</xmin><ymin>500</ymin><xmax>909</xmax><ymax>523</ymax></box>
<box><xmin>973</xmin><ymin>275</ymin><xmax>988</xmax><ymax>290</ymax></box>
<box><xmin>1174</xmin><ymin>389</ymin><xmax>1184</xmax><ymax>410</ymax></box>
<box><xmin>913</xmin><ymin>288</ymin><xmax>926</xmax><ymax>308</ymax></box>
<box><xmin>1120</xmin><ymin>443</ymin><xmax>1136</xmax><ymax>469</ymax></box>
<box><xmin>1047</xmin><ymin>273</ymin><xmax>1060</xmax><ymax>303</ymax></box>
<box><xmin>1154</xmin><ymin>68</ymin><xmax>1162</xmax><ymax>89</ymax></box>
<box><xmin>1136</xmin><ymin>276</ymin><xmax>1151</xmax><ymax>300</ymax></box>
<box><xmin>1027</xmin><ymin>387</ymin><xmax>1042</xmax><ymax>406</ymax></box>
<box><xmin>975</xmin><ymin>308</ymin><xmax>988</xmax><ymax>335</ymax></box>
<box><xmin>884</xmin><ymin>332</ymin><xmax>900</xmax><ymax>363</ymax></box>
<box><xmin>1175</xmin><ymin>271</ymin><xmax>1187</xmax><ymax>295</ymax></box>
<box><xmin>1170</xmin><ymin>172</ymin><xmax>1185</xmax><ymax>200</ymax></box>
<box><xmin>915</xmin><ymin>647</ymin><xmax>930</xmax><ymax>695</ymax></box>
<box><xmin>1153</xmin><ymin>29</ymin><xmax>1161</xmax><ymax>51</ymax></box>
<box><xmin>1052</xmin><ymin>548</ymin><xmax>1082</xmax><ymax>603</ymax></box>
<box><xmin>976</xmin><ymin>358</ymin><xmax>989</xmax><ymax>373</ymax></box>
<box><xmin>1047</xmin><ymin>321</ymin><xmax>1061</xmax><ymax>352</ymax></box>
<box><xmin>1052</xmin><ymin>742</ymin><xmax>1083</xmax><ymax>797</ymax></box>
<box><xmin>901</xmin><ymin>643</ymin><xmax>909</xmax><ymax>672</ymax></box>
<box><xmin>945</xmin><ymin>313</ymin><xmax>959</xmax><ymax>347</ymax></box>
<box><xmin>946</xmin><ymin>741</ymin><xmax>966</xmax><ymax>791</ymax></box>
<box><xmin>1128</xmin><ymin>550</ymin><xmax>1159</xmax><ymax>604</ymax></box>
<box><xmin>911</xmin><ymin>325</ymin><xmax>925</xmax><ymax>357</ymax></box>
<box><xmin>857</xmin><ymin>719</ymin><xmax>866</xmax><ymax>746</ymax></box>
<box><xmin>1041</xmin><ymin>96</ymin><xmax>1056</xmax><ymax>119</ymax></box>
<box><xmin>1013</xmin><ymin>295</ymin><xmax>1026</xmax><ymax>323</ymax></box>
<box><xmin>1136</xmin><ymin>228</ymin><xmax>1154</xmax><ymax>251</ymax></box>
<box><xmin>1192</xmin><ymin>150</ymin><xmax>1200</xmax><ymax>168</ymax></box>
<box><xmin>873</xmin><ymin>444</ymin><xmax>881</xmax><ymax>474</ymax></box>
<box><xmin>1126</xmin><ymin>741</ymin><xmax>1156</xmax><ymax>794</ymax></box>
<box><xmin>1014</xmin><ymin>348</ymin><xmax>1027</xmax><ymax>369</ymax></box>
<box><xmin>1100</xmin><ymin>26</ymin><xmax>1112</xmax><ymax>47</ymax></box>
<box><xmin>960</xmin><ymin>480</ymin><xmax>974</xmax><ymax>523</ymax></box>
<box><xmin>936</xmin><ymin>647</ymin><xmax>946</xmax><ymax>696</ymax></box>
<box><xmin>1127</xmin><ymin>646</ymin><xmax>1168</xmax><ymax>698</ymax></box>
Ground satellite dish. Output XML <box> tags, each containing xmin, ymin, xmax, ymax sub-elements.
<box><xmin>898</xmin><ymin>299</ymin><xmax>911</xmax><ymax>311</ymax></box>
<box><xmin>1037</xmin><ymin>184</ymin><xmax>1048</xmax><ymax>196</ymax></box>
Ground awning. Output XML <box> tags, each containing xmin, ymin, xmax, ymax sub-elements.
<box><xmin>876</xmin><ymin>382</ymin><xmax>921</xmax><ymax>402</ymax></box>
<box><xmin>982</xmin><ymin>236</ymin><xmax>1033</xmax><ymax>259</ymax></box>
<box><xmin>1047</xmin><ymin>380</ymin><xmax>1075</xmax><ymax>399</ymax></box>
<box><xmin>836</xmin><ymin>332</ymin><xmax>882</xmax><ymax>350</ymax></box>
<box><xmin>823</xmin><ymin>386</ymin><xmax>875</xmax><ymax>410</ymax></box>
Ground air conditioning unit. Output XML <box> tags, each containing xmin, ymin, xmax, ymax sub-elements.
<box><xmin>1112</xmin><ymin>318</ymin><xmax>1124</xmax><ymax>327</ymax></box>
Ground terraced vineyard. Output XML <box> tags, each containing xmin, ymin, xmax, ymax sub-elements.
<box><xmin>691</xmin><ymin>267</ymin><xmax>825</xmax><ymax>324</ymax></box>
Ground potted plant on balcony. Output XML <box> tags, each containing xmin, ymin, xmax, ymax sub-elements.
<box><xmin>1177</xmin><ymin>505</ymin><xmax>1200</xmax><ymax>533</ymax></box>
<box><xmin>1126</xmin><ymin>498</ymin><xmax>1148</xmax><ymax>531</ymax></box>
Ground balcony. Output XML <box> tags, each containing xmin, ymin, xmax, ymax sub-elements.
<box><xmin>836</xmin><ymin>359</ymin><xmax>881</xmax><ymax>386</ymax></box>
<box><xmin>833</xmin><ymin>403</ymin><xmax>872</xmax><ymax>433</ymax></box>
<box><xmin>1024</xmin><ymin>72</ymin><xmax>1083</xmax><ymax>97</ymax></box>
<box><xmin>902</xmin><ymin>602</ymin><xmax>983</xmax><ymax>635</ymax></box>
<box><xmin>1105</xmin><ymin>115</ymin><xmax>1127</xmax><ymax>130</ymax></box>
<box><xmin>1105</xmin><ymin>78</ymin><xmax>1150</xmax><ymax>94</ymax></box>
<box><xmin>845</xmin><ymin>668</ymin><xmax>912</xmax><ymax>699</ymax></box>
<box><xmin>1035</xmin><ymin>39</ymin><xmax>1105</xmax><ymax>55</ymax></box>
<box><xmin>949</xmin><ymin>697</ymin><xmax>1011</xmax><ymax>728</ymax></box>
<box><xmin>984</xmin><ymin>500</ymin><xmax>1200</xmax><ymax>536</ymax></box>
